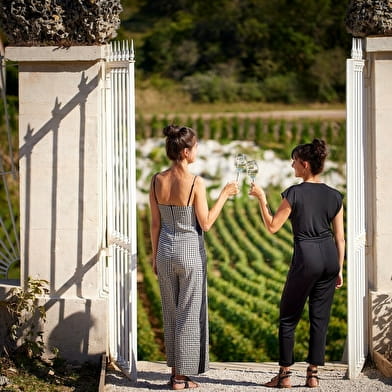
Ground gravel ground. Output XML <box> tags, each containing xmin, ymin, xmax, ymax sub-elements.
<box><xmin>105</xmin><ymin>361</ymin><xmax>392</xmax><ymax>391</ymax></box>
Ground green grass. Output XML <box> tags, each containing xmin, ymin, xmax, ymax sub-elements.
<box><xmin>0</xmin><ymin>356</ymin><xmax>100</xmax><ymax>392</ymax></box>
<box><xmin>135</xmin><ymin>82</ymin><xmax>345</xmax><ymax>116</ymax></box>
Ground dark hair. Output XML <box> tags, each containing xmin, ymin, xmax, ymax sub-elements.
<box><xmin>291</xmin><ymin>138</ymin><xmax>328</xmax><ymax>175</ymax></box>
<box><xmin>163</xmin><ymin>125</ymin><xmax>197</xmax><ymax>161</ymax></box>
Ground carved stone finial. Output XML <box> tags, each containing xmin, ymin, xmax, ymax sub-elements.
<box><xmin>0</xmin><ymin>0</ymin><xmax>123</xmax><ymax>46</ymax></box>
<box><xmin>345</xmin><ymin>0</ymin><xmax>392</xmax><ymax>37</ymax></box>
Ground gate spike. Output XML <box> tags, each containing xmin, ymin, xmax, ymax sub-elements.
<box><xmin>130</xmin><ymin>40</ymin><xmax>135</xmax><ymax>61</ymax></box>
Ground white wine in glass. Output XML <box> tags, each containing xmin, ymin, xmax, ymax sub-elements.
<box><xmin>235</xmin><ymin>154</ymin><xmax>247</xmax><ymax>181</ymax></box>
<box><xmin>246</xmin><ymin>160</ymin><xmax>259</xmax><ymax>183</ymax></box>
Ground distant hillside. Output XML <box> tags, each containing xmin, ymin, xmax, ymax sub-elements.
<box><xmin>118</xmin><ymin>0</ymin><xmax>351</xmax><ymax>104</ymax></box>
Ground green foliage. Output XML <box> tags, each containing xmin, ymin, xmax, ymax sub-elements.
<box><xmin>300</xmin><ymin>121</ymin><xmax>311</xmax><ymax>143</ymax></box>
<box><xmin>254</xmin><ymin>118</ymin><xmax>263</xmax><ymax>146</ymax></box>
<box><xmin>182</xmin><ymin>73</ymin><xmax>266</xmax><ymax>104</ymax></box>
<box><xmin>209</xmin><ymin>310</ymin><xmax>268</xmax><ymax>361</ymax></box>
<box><xmin>262</xmin><ymin>73</ymin><xmax>303</xmax><ymax>104</ymax></box>
<box><xmin>137</xmin><ymin>210</ymin><xmax>162</xmax><ymax>325</ymax></box>
<box><xmin>267</xmin><ymin>119</ymin><xmax>276</xmax><ymax>141</ymax></box>
<box><xmin>121</xmin><ymin>0</ymin><xmax>350</xmax><ymax>103</ymax></box>
<box><xmin>195</xmin><ymin>116</ymin><xmax>205</xmax><ymax>139</ymax></box>
<box><xmin>243</xmin><ymin>117</ymin><xmax>251</xmax><ymax>140</ymax></box>
<box><xmin>220</xmin><ymin>117</ymin><xmax>230</xmax><ymax>143</ymax></box>
<box><xmin>1</xmin><ymin>278</ymin><xmax>49</xmax><ymax>359</ymax></box>
<box><xmin>278</xmin><ymin>120</ymin><xmax>287</xmax><ymax>144</ymax></box>
<box><xmin>148</xmin><ymin>145</ymin><xmax>170</xmax><ymax>173</ymax></box>
<box><xmin>149</xmin><ymin>115</ymin><xmax>161</xmax><ymax>138</ymax></box>
<box><xmin>136</xmin><ymin>113</ymin><xmax>146</xmax><ymax>141</ymax></box>
<box><xmin>209</xmin><ymin>118</ymin><xmax>219</xmax><ymax>140</ymax></box>
<box><xmin>306</xmin><ymin>47</ymin><xmax>347</xmax><ymax>102</ymax></box>
<box><xmin>183</xmin><ymin>73</ymin><xmax>241</xmax><ymax>103</ymax></box>
<box><xmin>137</xmin><ymin>294</ymin><xmax>163</xmax><ymax>360</ymax></box>
<box><xmin>0</xmin><ymin>355</ymin><xmax>100</xmax><ymax>392</ymax></box>
<box><xmin>231</xmin><ymin>117</ymin><xmax>240</xmax><ymax>141</ymax></box>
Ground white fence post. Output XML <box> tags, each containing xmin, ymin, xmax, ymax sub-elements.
<box><xmin>346</xmin><ymin>37</ymin><xmax>368</xmax><ymax>379</ymax></box>
<box><xmin>105</xmin><ymin>40</ymin><xmax>137</xmax><ymax>380</ymax></box>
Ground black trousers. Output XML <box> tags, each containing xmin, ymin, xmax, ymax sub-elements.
<box><xmin>279</xmin><ymin>236</ymin><xmax>340</xmax><ymax>367</ymax></box>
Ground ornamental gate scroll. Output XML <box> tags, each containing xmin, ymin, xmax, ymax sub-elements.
<box><xmin>103</xmin><ymin>41</ymin><xmax>137</xmax><ymax>380</ymax></box>
<box><xmin>0</xmin><ymin>52</ymin><xmax>19</xmax><ymax>284</ymax></box>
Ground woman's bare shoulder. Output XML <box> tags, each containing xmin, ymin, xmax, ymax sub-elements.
<box><xmin>154</xmin><ymin>169</ymin><xmax>170</xmax><ymax>181</ymax></box>
<box><xmin>193</xmin><ymin>176</ymin><xmax>206</xmax><ymax>195</ymax></box>
<box><xmin>194</xmin><ymin>175</ymin><xmax>205</xmax><ymax>186</ymax></box>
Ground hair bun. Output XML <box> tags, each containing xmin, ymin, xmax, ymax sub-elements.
<box><xmin>312</xmin><ymin>138</ymin><xmax>328</xmax><ymax>159</ymax></box>
<box><xmin>163</xmin><ymin>124</ymin><xmax>180</xmax><ymax>138</ymax></box>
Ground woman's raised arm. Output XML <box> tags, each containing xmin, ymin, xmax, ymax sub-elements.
<box><xmin>149</xmin><ymin>177</ymin><xmax>161</xmax><ymax>274</ymax></box>
<box><xmin>249</xmin><ymin>183</ymin><xmax>291</xmax><ymax>234</ymax></box>
<box><xmin>194</xmin><ymin>177</ymin><xmax>238</xmax><ymax>232</ymax></box>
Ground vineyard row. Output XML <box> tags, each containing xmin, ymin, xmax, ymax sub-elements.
<box><xmin>136</xmin><ymin>115</ymin><xmax>346</xmax><ymax>161</ymax></box>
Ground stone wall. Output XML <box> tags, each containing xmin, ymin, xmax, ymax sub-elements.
<box><xmin>0</xmin><ymin>0</ymin><xmax>122</xmax><ymax>46</ymax></box>
<box><xmin>4</xmin><ymin>45</ymin><xmax>108</xmax><ymax>363</ymax></box>
<box><xmin>364</xmin><ymin>36</ymin><xmax>392</xmax><ymax>362</ymax></box>
<box><xmin>346</xmin><ymin>0</ymin><xmax>392</xmax><ymax>37</ymax></box>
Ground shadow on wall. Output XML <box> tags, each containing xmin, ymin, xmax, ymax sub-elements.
<box><xmin>19</xmin><ymin>70</ymin><xmax>100</xmax><ymax>289</ymax></box>
<box><xmin>48</xmin><ymin>301</ymin><xmax>99</xmax><ymax>363</ymax></box>
<box><xmin>17</xmin><ymin>69</ymin><xmax>104</xmax><ymax>362</ymax></box>
<box><xmin>372</xmin><ymin>294</ymin><xmax>392</xmax><ymax>355</ymax></box>
<box><xmin>0</xmin><ymin>285</ymin><xmax>14</xmax><ymax>355</ymax></box>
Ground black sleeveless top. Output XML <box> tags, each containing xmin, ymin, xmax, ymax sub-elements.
<box><xmin>282</xmin><ymin>182</ymin><xmax>343</xmax><ymax>242</ymax></box>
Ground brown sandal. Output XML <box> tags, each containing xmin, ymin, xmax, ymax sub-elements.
<box><xmin>305</xmin><ymin>367</ymin><xmax>319</xmax><ymax>388</ymax></box>
<box><xmin>168</xmin><ymin>375</ymin><xmax>175</xmax><ymax>387</ymax></box>
<box><xmin>264</xmin><ymin>368</ymin><xmax>292</xmax><ymax>388</ymax></box>
<box><xmin>171</xmin><ymin>376</ymin><xmax>199</xmax><ymax>390</ymax></box>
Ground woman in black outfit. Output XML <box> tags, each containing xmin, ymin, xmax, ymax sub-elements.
<box><xmin>249</xmin><ymin>139</ymin><xmax>345</xmax><ymax>388</ymax></box>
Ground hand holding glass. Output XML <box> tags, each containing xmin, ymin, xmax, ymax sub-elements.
<box><xmin>235</xmin><ymin>154</ymin><xmax>247</xmax><ymax>182</ymax></box>
<box><xmin>246</xmin><ymin>160</ymin><xmax>259</xmax><ymax>183</ymax></box>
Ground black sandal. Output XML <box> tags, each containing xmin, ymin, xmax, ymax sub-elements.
<box><xmin>264</xmin><ymin>368</ymin><xmax>292</xmax><ymax>388</ymax></box>
<box><xmin>171</xmin><ymin>376</ymin><xmax>199</xmax><ymax>390</ymax></box>
<box><xmin>305</xmin><ymin>367</ymin><xmax>319</xmax><ymax>388</ymax></box>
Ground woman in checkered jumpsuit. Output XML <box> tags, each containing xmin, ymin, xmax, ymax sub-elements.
<box><xmin>149</xmin><ymin>125</ymin><xmax>238</xmax><ymax>390</ymax></box>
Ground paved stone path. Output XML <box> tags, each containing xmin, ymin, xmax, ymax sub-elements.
<box><xmin>105</xmin><ymin>361</ymin><xmax>392</xmax><ymax>391</ymax></box>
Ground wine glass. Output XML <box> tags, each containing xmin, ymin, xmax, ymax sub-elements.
<box><xmin>234</xmin><ymin>154</ymin><xmax>247</xmax><ymax>182</ymax></box>
<box><xmin>246</xmin><ymin>160</ymin><xmax>259</xmax><ymax>183</ymax></box>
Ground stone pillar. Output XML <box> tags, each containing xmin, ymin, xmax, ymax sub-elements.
<box><xmin>365</xmin><ymin>36</ymin><xmax>392</xmax><ymax>358</ymax></box>
<box><xmin>5</xmin><ymin>46</ymin><xmax>108</xmax><ymax>363</ymax></box>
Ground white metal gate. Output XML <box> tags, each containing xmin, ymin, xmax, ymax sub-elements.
<box><xmin>0</xmin><ymin>52</ymin><xmax>19</xmax><ymax>283</ymax></box>
<box><xmin>346</xmin><ymin>37</ymin><xmax>368</xmax><ymax>378</ymax></box>
<box><xmin>104</xmin><ymin>41</ymin><xmax>137</xmax><ymax>379</ymax></box>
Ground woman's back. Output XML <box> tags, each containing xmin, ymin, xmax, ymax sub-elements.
<box><xmin>153</xmin><ymin>170</ymin><xmax>200</xmax><ymax>236</ymax></box>
<box><xmin>153</xmin><ymin>170</ymin><xmax>196</xmax><ymax>207</ymax></box>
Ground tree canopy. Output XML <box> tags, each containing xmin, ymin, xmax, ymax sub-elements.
<box><xmin>120</xmin><ymin>0</ymin><xmax>352</xmax><ymax>103</ymax></box>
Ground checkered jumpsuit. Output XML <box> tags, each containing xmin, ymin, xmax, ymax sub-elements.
<box><xmin>154</xmin><ymin>176</ymin><xmax>209</xmax><ymax>375</ymax></box>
